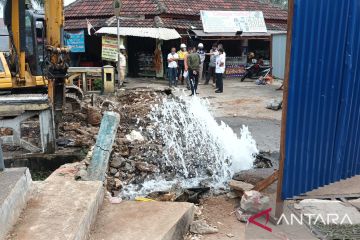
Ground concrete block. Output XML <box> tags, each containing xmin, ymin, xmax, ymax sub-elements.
<box><xmin>90</xmin><ymin>201</ymin><xmax>194</xmax><ymax>240</ymax></box>
<box><xmin>0</xmin><ymin>168</ymin><xmax>32</xmax><ymax>240</ymax></box>
<box><xmin>229</xmin><ymin>180</ymin><xmax>254</xmax><ymax>192</ymax></box>
<box><xmin>8</xmin><ymin>180</ymin><xmax>104</xmax><ymax>240</ymax></box>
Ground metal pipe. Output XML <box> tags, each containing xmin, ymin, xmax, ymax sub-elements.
<box><xmin>117</xmin><ymin>16</ymin><xmax>121</xmax><ymax>88</ymax></box>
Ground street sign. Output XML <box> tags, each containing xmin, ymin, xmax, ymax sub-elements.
<box><xmin>114</xmin><ymin>0</ymin><xmax>122</xmax><ymax>17</ymax></box>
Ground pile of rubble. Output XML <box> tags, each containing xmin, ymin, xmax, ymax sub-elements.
<box><xmin>60</xmin><ymin>88</ymin><xmax>274</xmax><ymax>199</ymax></box>
<box><xmin>60</xmin><ymin>89</ymin><xmax>168</xmax><ymax>196</ymax></box>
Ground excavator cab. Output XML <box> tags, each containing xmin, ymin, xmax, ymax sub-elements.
<box><xmin>24</xmin><ymin>9</ymin><xmax>45</xmax><ymax>77</ymax></box>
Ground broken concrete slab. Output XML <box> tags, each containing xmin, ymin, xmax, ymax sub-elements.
<box><xmin>228</xmin><ymin>180</ymin><xmax>254</xmax><ymax>192</ymax></box>
<box><xmin>0</xmin><ymin>168</ymin><xmax>32</xmax><ymax>240</ymax></box>
<box><xmin>90</xmin><ymin>201</ymin><xmax>194</xmax><ymax>240</ymax></box>
<box><xmin>233</xmin><ymin>168</ymin><xmax>276</xmax><ymax>185</ymax></box>
<box><xmin>87</xmin><ymin>111</ymin><xmax>120</xmax><ymax>181</ymax></box>
<box><xmin>8</xmin><ymin>180</ymin><xmax>104</xmax><ymax>240</ymax></box>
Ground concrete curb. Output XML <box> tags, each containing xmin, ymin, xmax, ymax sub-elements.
<box><xmin>0</xmin><ymin>168</ymin><xmax>32</xmax><ymax>240</ymax></box>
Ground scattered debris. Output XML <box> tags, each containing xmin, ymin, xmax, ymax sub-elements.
<box><xmin>86</xmin><ymin>106</ymin><xmax>102</xmax><ymax>126</ymax></box>
<box><xmin>135</xmin><ymin>161</ymin><xmax>159</xmax><ymax>173</ymax></box>
<box><xmin>266</xmin><ymin>99</ymin><xmax>282</xmax><ymax>111</ymax></box>
<box><xmin>226</xmin><ymin>191</ymin><xmax>239</xmax><ymax>199</ymax></box>
<box><xmin>235</xmin><ymin>208</ymin><xmax>251</xmax><ymax>223</ymax></box>
<box><xmin>194</xmin><ymin>205</ymin><xmax>203</xmax><ymax>217</ymax></box>
<box><xmin>125</xmin><ymin>130</ymin><xmax>145</xmax><ymax>142</ymax></box>
<box><xmin>106</xmin><ymin>191</ymin><xmax>122</xmax><ymax>204</ymax></box>
<box><xmin>226</xmin><ymin>233</ymin><xmax>235</xmax><ymax>238</ymax></box>
<box><xmin>240</xmin><ymin>190</ymin><xmax>270</xmax><ymax>213</ymax></box>
<box><xmin>190</xmin><ymin>220</ymin><xmax>218</xmax><ymax>234</ymax></box>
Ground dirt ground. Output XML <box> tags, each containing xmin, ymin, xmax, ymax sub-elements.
<box><xmin>199</xmin><ymin>195</ymin><xmax>246</xmax><ymax>240</ymax></box>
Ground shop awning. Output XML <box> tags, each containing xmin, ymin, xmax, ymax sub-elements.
<box><xmin>95</xmin><ymin>27</ymin><xmax>181</xmax><ymax>40</ymax></box>
<box><xmin>190</xmin><ymin>29</ymin><xmax>286</xmax><ymax>39</ymax></box>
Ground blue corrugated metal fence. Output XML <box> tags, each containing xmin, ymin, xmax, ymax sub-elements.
<box><xmin>282</xmin><ymin>0</ymin><xmax>360</xmax><ymax>199</ymax></box>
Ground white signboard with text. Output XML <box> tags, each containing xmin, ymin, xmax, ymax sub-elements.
<box><xmin>200</xmin><ymin>11</ymin><xmax>267</xmax><ymax>33</ymax></box>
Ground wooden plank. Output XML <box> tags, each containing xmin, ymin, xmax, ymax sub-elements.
<box><xmin>254</xmin><ymin>170</ymin><xmax>278</xmax><ymax>192</ymax></box>
<box><xmin>275</xmin><ymin>0</ymin><xmax>294</xmax><ymax>219</ymax></box>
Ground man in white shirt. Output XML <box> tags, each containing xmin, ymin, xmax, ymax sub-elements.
<box><xmin>215</xmin><ymin>48</ymin><xmax>226</xmax><ymax>93</ymax></box>
<box><xmin>118</xmin><ymin>45</ymin><xmax>127</xmax><ymax>88</ymax></box>
<box><xmin>167</xmin><ymin>47</ymin><xmax>179</xmax><ymax>87</ymax></box>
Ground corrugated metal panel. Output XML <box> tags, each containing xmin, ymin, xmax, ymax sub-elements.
<box><xmin>282</xmin><ymin>0</ymin><xmax>360</xmax><ymax>199</ymax></box>
<box><xmin>271</xmin><ymin>33</ymin><xmax>286</xmax><ymax>79</ymax></box>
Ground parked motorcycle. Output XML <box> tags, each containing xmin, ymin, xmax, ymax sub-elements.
<box><xmin>241</xmin><ymin>59</ymin><xmax>272</xmax><ymax>82</ymax></box>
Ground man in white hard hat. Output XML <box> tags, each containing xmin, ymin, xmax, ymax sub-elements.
<box><xmin>117</xmin><ymin>45</ymin><xmax>127</xmax><ymax>88</ymax></box>
<box><xmin>177</xmin><ymin>43</ymin><xmax>188</xmax><ymax>85</ymax></box>
<box><xmin>197</xmin><ymin>43</ymin><xmax>206</xmax><ymax>83</ymax></box>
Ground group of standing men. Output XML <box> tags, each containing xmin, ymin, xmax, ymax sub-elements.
<box><xmin>167</xmin><ymin>43</ymin><xmax>226</xmax><ymax>96</ymax></box>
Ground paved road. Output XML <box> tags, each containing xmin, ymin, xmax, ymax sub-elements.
<box><xmin>217</xmin><ymin>116</ymin><xmax>281</xmax><ymax>153</ymax></box>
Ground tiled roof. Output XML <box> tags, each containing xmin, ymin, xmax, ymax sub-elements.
<box><xmin>65</xmin><ymin>0</ymin><xmax>287</xmax><ymax>20</ymax></box>
<box><xmin>160</xmin><ymin>0</ymin><xmax>287</xmax><ymax>20</ymax></box>
<box><xmin>160</xmin><ymin>18</ymin><xmax>203</xmax><ymax>30</ymax></box>
<box><xmin>105</xmin><ymin>17</ymin><xmax>156</xmax><ymax>28</ymax></box>
<box><xmin>65</xmin><ymin>16</ymin><xmax>286</xmax><ymax>32</ymax></box>
<box><xmin>65</xmin><ymin>17</ymin><xmax>106</xmax><ymax>30</ymax></box>
<box><xmin>65</xmin><ymin>0</ymin><xmax>159</xmax><ymax>18</ymax></box>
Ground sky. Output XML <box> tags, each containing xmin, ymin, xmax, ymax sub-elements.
<box><xmin>65</xmin><ymin>0</ymin><xmax>77</xmax><ymax>6</ymax></box>
<box><xmin>0</xmin><ymin>0</ymin><xmax>77</xmax><ymax>18</ymax></box>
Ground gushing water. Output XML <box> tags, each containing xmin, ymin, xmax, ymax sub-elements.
<box><xmin>121</xmin><ymin>95</ymin><xmax>258</xmax><ymax>198</ymax></box>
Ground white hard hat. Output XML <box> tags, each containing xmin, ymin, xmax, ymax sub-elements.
<box><xmin>119</xmin><ymin>45</ymin><xmax>126</xmax><ymax>50</ymax></box>
<box><xmin>198</xmin><ymin>43</ymin><xmax>204</xmax><ymax>48</ymax></box>
<box><xmin>180</xmin><ymin>43</ymin><xmax>187</xmax><ymax>48</ymax></box>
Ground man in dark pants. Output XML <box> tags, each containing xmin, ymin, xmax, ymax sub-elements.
<box><xmin>215</xmin><ymin>48</ymin><xmax>226</xmax><ymax>93</ymax></box>
<box><xmin>185</xmin><ymin>46</ymin><xmax>201</xmax><ymax>96</ymax></box>
<box><xmin>177</xmin><ymin>43</ymin><xmax>188</xmax><ymax>85</ymax></box>
<box><xmin>205</xmin><ymin>43</ymin><xmax>218</xmax><ymax>85</ymax></box>
<box><xmin>167</xmin><ymin>47</ymin><xmax>179</xmax><ymax>87</ymax></box>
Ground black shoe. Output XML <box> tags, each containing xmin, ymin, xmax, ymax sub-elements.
<box><xmin>189</xmin><ymin>94</ymin><xmax>194</xmax><ymax>96</ymax></box>
<box><xmin>196</xmin><ymin>92</ymin><xmax>199</xmax><ymax>94</ymax></box>
<box><xmin>215</xmin><ymin>90</ymin><xmax>223</xmax><ymax>93</ymax></box>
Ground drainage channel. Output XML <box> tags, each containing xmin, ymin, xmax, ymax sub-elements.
<box><xmin>4</xmin><ymin>149</ymin><xmax>85</xmax><ymax>180</ymax></box>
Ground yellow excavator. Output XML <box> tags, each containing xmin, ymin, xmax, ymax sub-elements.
<box><xmin>0</xmin><ymin>0</ymin><xmax>79</xmax><ymax>124</ymax></box>
<box><xmin>0</xmin><ymin>0</ymin><xmax>86</xmax><ymax>154</ymax></box>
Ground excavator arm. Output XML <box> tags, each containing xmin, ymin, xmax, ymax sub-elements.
<box><xmin>3</xmin><ymin>0</ymin><xmax>69</xmax><ymax>127</ymax></box>
<box><xmin>43</xmin><ymin>0</ymin><xmax>69</xmax><ymax>126</ymax></box>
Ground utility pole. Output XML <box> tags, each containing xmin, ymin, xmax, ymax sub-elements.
<box><xmin>114</xmin><ymin>0</ymin><xmax>122</xmax><ymax>88</ymax></box>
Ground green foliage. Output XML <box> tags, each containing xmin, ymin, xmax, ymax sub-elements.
<box><xmin>93</xmin><ymin>79</ymin><xmax>103</xmax><ymax>91</ymax></box>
